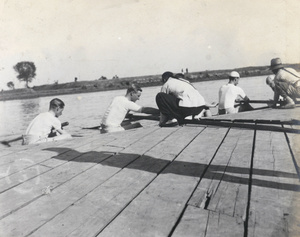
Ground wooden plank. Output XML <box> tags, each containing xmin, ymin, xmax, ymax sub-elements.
<box><xmin>116</xmin><ymin>126</ymin><xmax>179</xmax><ymax>155</ymax></box>
<box><xmin>285</xmin><ymin>125</ymin><xmax>300</xmax><ymax>177</ymax></box>
<box><xmin>28</xmin><ymin>126</ymin><xmax>202</xmax><ymax>237</ymax></box>
<box><xmin>284</xmin><ymin>126</ymin><xmax>300</xmax><ymax>236</ymax></box>
<box><xmin>184</xmin><ymin>119</ymin><xmax>300</xmax><ymax>134</ymax></box>
<box><xmin>0</xmin><ymin>146</ymin><xmax>119</xmax><ymax>219</ymax></box>
<box><xmin>188</xmin><ymin>128</ymin><xmax>253</xmax><ymax>223</ymax></box>
<box><xmin>106</xmin><ymin>126</ymin><xmax>160</xmax><ymax>148</ymax></box>
<box><xmin>0</xmin><ymin>158</ymin><xmax>121</xmax><ymax>237</ymax></box>
<box><xmin>207</xmin><ymin>129</ymin><xmax>253</xmax><ymax>217</ymax></box>
<box><xmin>95</xmin><ymin>127</ymin><xmax>228</xmax><ymax>237</ymax></box>
<box><xmin>176</xmin><ymin>206</ymin><xmax>245</xmax><ymax>237</ymax></box>
<box><xmin>173</xmin><ymin>205</ymin><xmax>244</xmax><ymax>236</ymax></box>
<box><xmin>247</xmin><ymin>130</ymin><xmax>300</xmax><ymax>236</ymax></box>
<box><xmin>172</xmin><ymin>206</ymin><xmax>209</xmax><ymax>237</ymax></box>
<box><xmin>205</xmin><ymin>210</ymin><xmax>245</xmax><ymax>237</ymax></box>
<box><xmin>0</xmin><ymin>137</ymin><xmax>121</xmax><ymax>194</ymax></box>
<box><xmin>222</xmin><ymin>106</ymin><xmax>300</xmax><ymax>121</ymax></box>
<box><xmin>0</xmin><ymin>125</ymin><xmax>178</xmax><ymax>236</ymax></box>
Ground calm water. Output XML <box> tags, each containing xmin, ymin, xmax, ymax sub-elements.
<box><xmin>0</xmin><ymin>75</ymin><xmax>273</xmax><ymax>138</ymax></box>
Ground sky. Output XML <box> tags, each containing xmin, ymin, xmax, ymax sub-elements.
<box><xmin>0</xmin><ymin>0</ymin><xmax>299</xmax><ymax>89</ymax></box>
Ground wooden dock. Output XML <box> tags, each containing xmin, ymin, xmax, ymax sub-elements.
<box><xmin>0</xmin><ymin>107</ymin><xmax>300</xmax><ymax>236</ymax></box>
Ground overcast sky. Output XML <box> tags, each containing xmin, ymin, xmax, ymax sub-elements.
<box><xmin>0</xmin><ymin>0</ymin><xmax>299</xmax><ymax>89</ymax></box>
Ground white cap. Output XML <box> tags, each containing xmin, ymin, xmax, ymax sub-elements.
<box><xmin>229</xmin><ymin>71</ymin><xmax>240</xmax><ymax>78</ymax></box>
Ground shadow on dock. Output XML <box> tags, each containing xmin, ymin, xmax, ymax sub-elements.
<box><xmin>45</xmin><ymin>147</ymin><xmax>300</xmax><ymax>192</ymax></box>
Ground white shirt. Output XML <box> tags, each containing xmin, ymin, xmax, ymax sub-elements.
<box><xmin>161</xmin><ymin>77</ymin><xmax>205</xmax><ymax>107</ymax></box>
<box><xmin>25</xmin><ymin>112</ymin><xmax>61</xmax><ymax>138</ymax></box>
<box><xmin>218</xmin><ymin>84</ymin><xmax>246</xmax><ymax>109</ymax></box>
<box><xmin>102</xmin><ymin>96</ymin><xmax>141</xmax><ymax>127</ymax></box>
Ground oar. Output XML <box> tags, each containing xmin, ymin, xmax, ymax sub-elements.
<box><xmin>238</xmin><ymin>100</ymin><xmax>300</xmax><ymax>105</ymax></box>
<box><xmin>1</xmin><ymin>136</ymin><xmax>23</xmax><ymax>147</ymax></box>
<box><xmin>184</xmin><ymin>119</ymin><xmax>300</xmax><ymax>134</ymax></box>
<box><xmin>239</xmin><ymin>100</ymin><xmax>274</xmax><ymax>104</ymax></box>
<box><xmin>199</xmin><ymin>118</ymin><xmax>300</xmax><ymax>125</ymax></box>
<box><xmin>82</xmin><ymin>126</ymin><xmax>100</xmax><ymax>130</ymax></box>
<box><xmin>83</xmin><ymin>114</ymin><xmax>160</xmax><ymax>130</ymax></box>
<box><xmin>126</xmin><ymin>114</ymin><xmax>160</xmax><ymax>121</ymax></box>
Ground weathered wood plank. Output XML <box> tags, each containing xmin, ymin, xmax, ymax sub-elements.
<box><xmin>205</xmin><ymin>210</ymin><xmax>244</xmax><ymax>237</ymax></box>
<box><xmin>189</xmin><ymin>129</ymin><xmax>249</xmax><ymax>211</ymax></box>
<box><xmin>247</xmin><ymin>130</ymin><xmax>300</xmax><ymax>236</ymax></box>
<box><xmin>0</xmin><ymin>146</ymin><xmax>119</xmax><ymax>220</ymax></box>
<box><xmin>207</xmin><ymin>129</ymin><xmax>253</xmax><ymax>218</ymax></box>
<box><xmin>0</xmin><ymin>159</ymin><xmax>120</xmax><ymax>237</ymax></box>
<box><xmin>29</xmin><ymin>126</ymin><xmax>202</xmax><ymax>237</ymax></box>
<box><xmin>105</xmin><ymin>126</ymin><xmax>160</xmax><ymax>148</ymax></box>
<box><xmin>96</xmin><ymin>127</ymin><xmax>228</xmax><ymax>237</ymax></box>
<box><xmin>0</xmin><ymin>126</ymin><xmax>176</xmax><ymax>236</ymax></box>
<box><xmin>0</xmin><ymin>135</ymin><xmax>121</xmax><ymax>194</ymax></box>
<box><xmin>173</xmin><ymin>205</ymin><xmax>244</xmax><ymax>237</ymax></box>
<box><xmin>172</xmin><ymin>205</ymin><xmax>209</xmax><ymax>237</ymax></box>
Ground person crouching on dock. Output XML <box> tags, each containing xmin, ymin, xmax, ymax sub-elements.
<box><xmin>156</xmin><ymin>71</ymin><xmax>217</xmax><ymax>126</ymax></box>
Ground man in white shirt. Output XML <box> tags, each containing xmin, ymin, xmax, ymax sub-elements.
<box><xmin>101</xmin><ymin>84</ymin><xmax>159</xmax><ymax>133</ymax></box>
<box><xmin>23</xmin><ymin>98</ymin><xmax>72</xmax><ymax>145</ymax></box>
<box><xmin>218</xmin><ymin>71</ymin><xmax>251</xmax><ymax>115</ymax></box>
<box><xmin>268</xmin><ymin>58</ymin><xmax>300</xmax><ymax>109</ymax></box>
<box><xmin>156</xmin><ymin>72</ymin><xmax>217</xmax><ymax>126</ymax></box>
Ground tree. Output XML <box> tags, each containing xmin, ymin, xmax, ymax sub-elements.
<box><xmin>7</xmin><ymin>81</ymin><xmax>15</xmax><ymax>90</ymax></box>
<box><xmin>13</xmin><ymin>61</ymin><xmax>36</xmax><ymax>88</ymax></box>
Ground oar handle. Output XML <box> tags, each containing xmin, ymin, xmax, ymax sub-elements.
<box><xmin>61</xmin><ymin>122</ymin><xmax>69</xmax><ymax>127</ymax></box>
<box><xmin>238</xmin><ymin>100</ymin><xmax>285</xmax><ymax>105</ymax></box>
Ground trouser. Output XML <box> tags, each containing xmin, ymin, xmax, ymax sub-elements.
<box><xmin>156</xmin><ymin>92</ymin><xmax>208</xmax><ymax>125</ymax></box>
<box><xmin>275</xmin><ymin>81</ymin><xmax>300</xmax><ymax>100</ymax></box>
<box><xmin>218</xmin><ymin>103</ymin><xmax>253</xmax><ymax>115</ymax></box>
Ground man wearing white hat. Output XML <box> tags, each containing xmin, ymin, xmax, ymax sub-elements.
<box><xmin>269</xmin><ymin>58</ymin><xmax>300</xmax><ymax>109</ymax></box>
<box><xmin>218</xmin><ymin>71</ymin><xmax>251</xmax><ymax>115</ymax></box>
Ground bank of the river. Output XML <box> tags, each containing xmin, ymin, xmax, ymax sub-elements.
<box><xmin>1</xmin><ymin>64</ymin><xmax>299</xmax><ymax>101</ymax></box>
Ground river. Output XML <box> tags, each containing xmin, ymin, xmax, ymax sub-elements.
<box><xmin>0</xmin><ymin>75</ymin><xmax>273</xmax><ymax>138</ymax></box>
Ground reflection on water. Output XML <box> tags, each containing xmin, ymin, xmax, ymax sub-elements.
<box><xmin>0</xmin><ymin>75</ymin><xmax>273</xmax><ymax>137</ymax></box>
<box><xmin>21</xmin><ymin>99</ymin><xmax>40</xmax><ymax>116</ymax></box>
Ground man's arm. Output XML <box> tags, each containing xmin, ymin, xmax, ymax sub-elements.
<box><xmin>243</xmin><ymin>95</ymin><xmax>250</xmax><ymax>101</ymax></box>
<box><xmin>140</xmin><ymin>107</ymin><xmax>160</xmax><ymax>115</ymax></box>
<box><xmin>205</xmin><ymin>102</ymin><xmax>218</xmax><ymax>108</ymax></box>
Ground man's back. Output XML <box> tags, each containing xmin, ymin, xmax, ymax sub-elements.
<box><xmin>25</xmin><ymin>111</ymin><xmax>61</xmax><ymax>137</ymax></box>
<box><xmin>275</xmin><ymin>68</ymin><xmax>300</xmax><ymax>84</ymax></box>
<box><xmin>219</xmin><ymin>84</ymin><xmax>246</xmax><ymax>110</ymax></box>
<box><xmin>102</xmin><ymin>96</ymin><xmax>141</xmax><ymax>127</ymax></box>
<box><xmin>161</xmin><ymin>78</ymin><xmax>205</xmax><ymax>107</ymax></box>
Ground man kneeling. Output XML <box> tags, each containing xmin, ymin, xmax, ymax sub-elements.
<box><xmin>23</xmin><ymin>98</ymin><xmax>72</xmax><ymax>145</ymax></box>
<box><xmin>267</xmin><ymin>58</ymin><xmax>300</xmax><ymax>109</ymax></box>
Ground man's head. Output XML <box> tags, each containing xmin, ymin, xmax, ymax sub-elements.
<box><xmin>126</xmin><ymin>84</ymin><xmax>142</xmax><ymax>102</ymax></box>
<box><xmin>270</xmin><ymin>58</ymin><xmax>283</xmax><ymax>74</ymax></box>
<box><xmin>49</xmin><ymin>98</ymin><xmax>65</xmax><ymax>117</ymax></box>
<box><xmin>162</xmin><ymin>71</ymin><xmax>174</xmax><ymax>83</ymax></box>
<box><xmin>266</xmin><ymin>75</ymin><xmax>275</xmax><ymax>90</ymax></box>
<box><xmin>175</xmin><ymin>73</ymin><xmax>185</xmax><ymax>79</ymax></box>
<box><xmin>229</xmin><ymin>71</ymin><xmax>240</xmax><ymax>86</ymax></box>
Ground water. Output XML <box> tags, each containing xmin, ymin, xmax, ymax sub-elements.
<box><xmin>0</xmin><ymin>75</ymin><xmax>273</xmax><ymax>138</ymax></box>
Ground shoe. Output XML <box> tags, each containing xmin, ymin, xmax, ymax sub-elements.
<box><xmin>193</xmin><ymin>110</ymin><xmax>206</xmax><ymax>120</ymax></box>
<box><xmin>280</xmin><ymin>96</ymin><xmax>296</xmax><ymax>109</ymax></box>
<box><xmin>159</xmin><ymin>119</ymin><xmax>178</xmax><ymax>127</ymax></box>
<box><xmin>279</xmin><ymin>103</ymin><xmax>296</xmax><ymax>109</ymax></box>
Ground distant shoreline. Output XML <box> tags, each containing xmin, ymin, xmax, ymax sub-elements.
<box><xmin>1</xmin><ymin>64</ymin><xmax>299</xmax><ymax>102</ymax></box>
